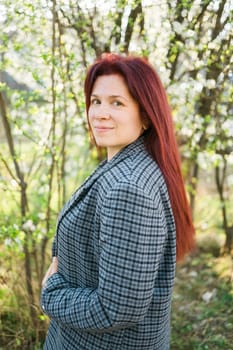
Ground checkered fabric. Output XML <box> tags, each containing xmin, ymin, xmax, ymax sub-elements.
<box><xmin>41</xmin><ymin>136</ymin><xmax>176</xmax><ymax>350</ymax></box>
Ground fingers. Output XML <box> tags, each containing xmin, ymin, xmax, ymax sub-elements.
<box><xmin>42</xmin><ymin>264</ymin><xmax>52</xmax><ymax>287</ymax></box>
<box><xmin>42</xmin><ymin>258</ymin><xmax>58</xmax><ymax>287</ymax></box>
<box><xmin>52</xmin><ymin>256</ymin><xmax>58</xmax><ymax>272</ymax></box>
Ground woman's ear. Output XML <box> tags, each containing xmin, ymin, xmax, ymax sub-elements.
<box><xmin>142</xmin><ymin>117</ymin><xmax>151</xmax><ymax>131</ymax></box>
<box><xmin>141</xmin><ymin>109</ymin><xmax>151</xmax><ymax>131</ymax></box>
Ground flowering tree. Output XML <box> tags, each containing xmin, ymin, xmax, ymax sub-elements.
<box><xmin>0</xmin><ymin>0</ymin><xmax>232</xmax><ymax>346</ymax></box>
<box><xmin>163</xmin><ymin>0</ymin><xmax>233</xmax><ymax>249</ymax></box>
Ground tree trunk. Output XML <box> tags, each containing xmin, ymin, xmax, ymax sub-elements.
<box><xmin>189</xmin><ymin>160</ymin><xmax>199</xmax><ymax>219</ymax></box>
<box><xmin>215</xmin><ymin>157</ymin><xmax>232</xmax><ymax>252</ymax></box>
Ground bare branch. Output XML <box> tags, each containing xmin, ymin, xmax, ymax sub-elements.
<box><xmin>0</xmin><ymin>92</ymin><xmax>27</xmax><ymax>193</ymax></box>
<box><xmin>0</xmin><ymin>152</ymin><xmax>19</xmax><ymax>184</ymax></box>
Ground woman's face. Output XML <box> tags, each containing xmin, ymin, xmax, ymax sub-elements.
<box><xmin>88</xmin><ymin>74</ymin><xmax>143</xmax><ymax>160</ymax></box>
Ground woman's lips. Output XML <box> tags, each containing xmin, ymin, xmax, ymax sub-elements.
<box><xmin>94</xmin><ymin>126</ymin><xmax>114</xmax><ymax>132</ymax></box>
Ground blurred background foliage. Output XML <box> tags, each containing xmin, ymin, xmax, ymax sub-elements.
<box><xmin>0</xmin><ymin>0</ymin><xmax>232</xmax><ymax>348</ymax></box>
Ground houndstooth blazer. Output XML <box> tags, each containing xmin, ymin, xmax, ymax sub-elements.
<box><xmin>41</xmin><ymin>136</ymin><xmax>176</xmax><ymax>350</ymax></box>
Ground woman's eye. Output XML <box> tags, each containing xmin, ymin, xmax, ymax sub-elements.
<box><xmin>113</xmin><ymin>100</ymin><xmax>123</xmax><ymax>106</ymax></box>
<box><xmin>91</xmin><ymin>99</ymin><xmax>100</xmax><ymax>105</ymax></box>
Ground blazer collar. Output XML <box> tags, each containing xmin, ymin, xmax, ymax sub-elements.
<box><xmin>58</xmin><ymin>135</ymin><xmax>145</xmax><ymax>223</ymax></box>
<box><xmin>107</xmin><ymin>134</ymin><xmax>145</xmax><ymax>166</ymax></box>
<box><xmin>77</xmin><ymin>134</ymin><xmax>145</xmax><ymax>196</ymax></box>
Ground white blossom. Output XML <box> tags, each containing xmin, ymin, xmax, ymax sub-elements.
<box><xmin>22</xmin><ymin>219</ymin><xmax>36</xmax><ymax>232</ymax></box>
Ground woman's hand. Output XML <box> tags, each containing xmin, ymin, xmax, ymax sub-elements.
<box><xmin>42</xmin><ymin>256</ymin><xmax>58</xmax><ymax>288</ymax></box>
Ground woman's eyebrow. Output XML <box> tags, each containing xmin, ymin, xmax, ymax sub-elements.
<box><xmin>91</xmin><ymin>93</ymin><xmax>129</xmax><ymax>101</ymax></box>
<box><xmin>110</xmin><ymin>95</ymin><xmax>128</xmax><ymax>101</ymax></box>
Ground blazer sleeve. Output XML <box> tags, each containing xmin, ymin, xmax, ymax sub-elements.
<box><xmin>41</xmin><ymin>182</ymin><xmax>168</xmax><ymax>332</ymax></box>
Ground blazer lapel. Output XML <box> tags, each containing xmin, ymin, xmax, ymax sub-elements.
<box><xmin>57</xmin><ymin>136</ymin><xmax>145</xmax><ymax>224</ymax></box>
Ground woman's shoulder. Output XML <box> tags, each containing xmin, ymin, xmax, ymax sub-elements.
<box><xmin>99</xmin><ymin>147</ymin><xmax>167</xmax><ymax>201</ymax></box>
<box><xmin>126</xmin><ymin>150</ymin><xmax>167</xmax><ymax>196</ymax></box>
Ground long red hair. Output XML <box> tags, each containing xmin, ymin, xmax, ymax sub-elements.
<box><xmin>84</xmin><ymin>53</ymin><xmax>195</xmax><ymax>261</ymax></box>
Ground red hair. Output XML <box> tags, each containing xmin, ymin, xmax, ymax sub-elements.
<box><xmin>84</xmin><ymin>53</ymin><xmax>195</xmax><ymax>261</ymax></box>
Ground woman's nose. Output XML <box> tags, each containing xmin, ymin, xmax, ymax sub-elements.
<box><xmin>96</xmin><ymin>113</ymin><xmax>110</xmax><ymax>119</ymax></box>
<box><xmin>95</xmin><ymin>106</ymin><xmax>111</xmax><ymax>119</ymax></box>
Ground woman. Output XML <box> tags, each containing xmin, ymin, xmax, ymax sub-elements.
<box><xmin>41</xmin><ymin>53</ymin><xmax>195</xmax><ymax>350</ymax></box>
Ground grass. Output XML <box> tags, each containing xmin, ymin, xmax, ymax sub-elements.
<box><xmin>171</xmin><ymin>251</ymin><xmax>233</xmax><ymax>350</ymax></box>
